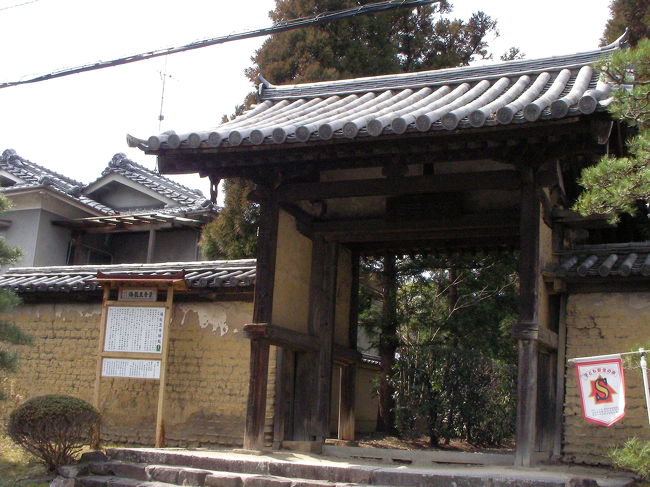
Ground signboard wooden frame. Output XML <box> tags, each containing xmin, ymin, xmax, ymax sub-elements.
<box><xmin>92</xmin><ymin>274</ymin><xmax>184</xmax><ymax>448</ymax></box>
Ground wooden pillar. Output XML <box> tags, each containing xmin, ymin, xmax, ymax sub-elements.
<box><xmin>146</xmin><ymin>228</ymin><xmax>157</xmax><ymax>264</ymax></box>
<box><xmin>243</xmin><ymin>191</ymin><xmax>279</xmax><ymax>451</ymax></box>
<box><xmin>514</xmin><ymin>167</ymin><xmax>540</xmax><ymax>467</ymax></box>
<box><xmin>309</xmin><ymin>236</ymin><xmax>338</xmax><ymax>440</ymax></box>
<box><xmin>338</xmin><ymin>365</ymin><xmax>356</xmax><ymax>440</ymax></box>
<box><xmin>552</xmin><ymin>295</ymin><xmax>568</xmax><ymax>459</ymax></box>
<box><xmin>244</xmin><ymin>339</ymin><xmax>271</xmax><ymax>450</ymax></box>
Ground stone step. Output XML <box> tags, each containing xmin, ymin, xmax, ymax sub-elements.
<box><xmin>75</xmin><ymin>473</ymin><xmax>360</xmax><ymax>487</ymax></box>
<box><xmin>76</xmin><ymin>475</ymin><xmax>176</xmax><ymax>487</ymax></box>
<box><xmin>102</xmin><ymin>450</ymin><xmax>592</xmax><ymax>487</ymax></box>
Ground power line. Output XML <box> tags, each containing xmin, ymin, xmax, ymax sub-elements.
<box><xmin>0</xmin><ymin>0</ymin><xmax>40</xmax><ymax>12</ymax></box>
<box><xmin>0</xmin><ymin>0</ymin><xmax>440</xmax><ymax>90</ymax></box>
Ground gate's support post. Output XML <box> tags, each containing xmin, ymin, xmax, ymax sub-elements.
<box><xmin>514</xmin><ymin>167</ymin><xmax>541</xmax><ymax>467</ymax></box>
<box><xmin>243</xmin><ymin>190</ymin><xmax>279</xmax><ymax>451</ymax></box>
<box><xmin>339</xmin><ymin>252</ymin><xmax>360</xmax><ymax>441</ymax></box>
<box><xmin>338</xmin><ymin>364</ymin><xmax>356</xmax><ymax>440</ymax></box>
<box><xmin>309</xmin><ymin>237</ymin><xmax>339</xmax><ymax>440</ymax></box>
<box><xmin>244</xmin><ymin>338</ymin><xmax>271</xmax><ymax>450</ymax></box>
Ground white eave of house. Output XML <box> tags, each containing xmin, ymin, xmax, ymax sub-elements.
<box><xmin>84</xmin><ymin>172</ymin><xmax>180</xmax><ymax>209</ymax></box>
<box><xmin>2</xmin><ymin>185</ymin><xmax>110</xmax><ymax>219</ymax></box>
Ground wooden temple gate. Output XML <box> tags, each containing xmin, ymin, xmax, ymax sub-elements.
<box><xmin>136</xmin><ymin>40</ymin><xmax>621</xmax><ymax>466</ymax></box>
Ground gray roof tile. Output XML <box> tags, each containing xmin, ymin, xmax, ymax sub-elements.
<box><xmin>0</xmin><ymin>149</ymin><xmax>116</xmax><ymax>215</ymax></box>
<box><xmin>87</xmin><ymin>153</ymin><xmax>211</xmax><ymax>207</ymax></box>
<box><xmin>0</xmin><ymin>259</ymin><xmax>256</xmax><ymax>293</ymax></box>
<box><xmin>138</xmin><ymin>39</ymin><xmax>622</xmax><ymax>152</ymax></box>
<box><xmin>0</xmin><ymin>151</ymin><xmax>217</xmax><ymax>215</ymax></box>
<box><xmin>554</xmin><ymin>243</ymin><xmax>650</xmax><ymax>279</ymax></box>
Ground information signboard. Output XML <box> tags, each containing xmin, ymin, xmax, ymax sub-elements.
<box><xmin>102</xmin><ymin>358</ymin><xmax>161</xmax><ymax>379</ymax></box>
<box><xmin>104</xmin><ymin>306</ymin><xmax>165</xmax><ymax>354</ymax></box>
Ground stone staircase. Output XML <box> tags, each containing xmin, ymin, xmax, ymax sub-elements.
<box><xmin>66</xmin><ymin>448</ymin><xmax>633</xmax><ymax>487</ymax></box>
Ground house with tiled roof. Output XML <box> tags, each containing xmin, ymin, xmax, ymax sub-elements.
<box><xmin>0</xmin><ymin>149</ymin><xmax>217</xmax><ymax>267</ymax></box>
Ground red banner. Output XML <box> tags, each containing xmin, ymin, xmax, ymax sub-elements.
<box><xmin>574</xmin><ymin>356</ymin><xmax>625</xmax><ymax>427</ymax></box>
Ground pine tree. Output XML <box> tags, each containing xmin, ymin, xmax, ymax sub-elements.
<box><xmin>0</xmin><ymin>193</ymin><xmax>30</xmax><ymax>395</ymax></box>
<box><xmin>574</xmin><ymin>39</ymin><xmax>650</xmax><ymax>221</ymax></box>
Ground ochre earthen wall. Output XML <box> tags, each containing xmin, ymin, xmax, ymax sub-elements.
<box><xmin>0</xmin><ymin>299</ymin><xmax>266</xmax><ymax>448</ymax></box>
<box><xmin>563</xmin><ymin>292</ymin><xmax>650</xmax><ymax>464</ymax></box>
<box><xmin>272</xmin><ymin>210</ymin><xmax>312</xmax><ymax>333</ymax></box>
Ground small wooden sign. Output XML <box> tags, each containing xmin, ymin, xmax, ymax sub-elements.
<box><xmin>102</xmin><ymin>358</ymin><xmax>161</xmax><ymax>379</ymax></box>
<box><xmin>119</xmin><ymin>287</ymin><xmax>157</xmax><ymax>301</ymax></box>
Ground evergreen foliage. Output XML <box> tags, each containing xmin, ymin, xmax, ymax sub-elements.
<box><xmin>0</xmin><ymin>193</ymin><xmax>28</xmax><ymax>393</ymax></box>
<box><xmin>360</xmin><ymin>253</ymin><xmax>519</xmax><ymax>444</ymax></box>
<box><xmin>199</xmin><ymin>179</ymin><xmax>259</xmax><ymax>259</ymax></box>
<box><xmin>601</xmin><ymin>0</ymin><xmax>650</xmax><ymax>47</ymax></box>
<box><xmin>574</xmin><ymin>39</ymin><xmax>650</xmax><ymax>221</ymax></box>
<box><xmin>392</xmin><ymin>346</ymin><xmax>516</xmax><ymax>447</ymax></box>
<box><xmin>245</xmin><ymin>0</ymin><xmax>497</xmax><ymax>85</ymax></box>
<box><xmin>7</xmin><ymin>395</ymin><xmax>100</xmax><ymax>471</ymax></box>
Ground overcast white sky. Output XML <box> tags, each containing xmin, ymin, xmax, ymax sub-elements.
<box><xmin>0</xmin><ymin>0</ymin><xmax>613</xmax><ymax>197</ymax></box>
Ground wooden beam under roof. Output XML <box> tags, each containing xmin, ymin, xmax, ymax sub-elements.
<box><xmin>312</xmin><ymin>211</ymin><xmax>519</xmax><ymax>236</ymax></box>
<box><xmin>274</xmin><ymin>171</ymin><xmax>520</xmax><ymax>202</ymax></box>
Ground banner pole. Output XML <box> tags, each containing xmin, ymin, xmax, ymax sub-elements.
<box><xmin>639</xmin><ymin>348</ymin><xmax>650</xmax><ymax>429</ymax></box>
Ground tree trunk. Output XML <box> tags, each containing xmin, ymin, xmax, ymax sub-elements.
<box><xmin>376</xmin><ymin>253</ymin><xmax>398</xmax><ymax>434</ymax></box>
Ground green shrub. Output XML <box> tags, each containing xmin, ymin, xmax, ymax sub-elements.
<box><xmin>7</xmin><ymin>395</ymin><xmax>100</xmax><ymax>471</ymax></box>
<box><xmin>609</xmin><ymin>437</ymin><xmax>650</xmax><ymax>480</ymax></box>
<box><xmin>392</xmin><ymin>345</ymin><xmax>516</xmax><ymax>447</ymax></box>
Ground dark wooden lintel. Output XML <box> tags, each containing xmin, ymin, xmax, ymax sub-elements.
<box><xmin>348</xmin><ymin>235</ymin><xmax>518</xmax><ymax>255</ymax></box>
<box><xmin>276</xmin><ymin>171</ymin><xmax>520</xmax><ymax>202</ymax></box>
<box><xmin>329</xmin><ymin>225</ymin><xmax>518</xmax><ymax>244</ymax></box>
<box><xmin>313</xmin><ymin>211</ymin><xmax>519</xmax><ymax>236</ymax></box>
<box><xmin>242</xmin><ymin>323</ymin><xmax>361</xmax><ymax>365</ymax></box>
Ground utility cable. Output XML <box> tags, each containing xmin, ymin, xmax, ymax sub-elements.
<box><xmin>0</xmin><ymin>0</ymin><xmax>440</xmax><ymax>90</ymax></box>
<box><xmin>0</xmin><ymin>0</ymin><xmax>40</xmax><ymax>12</ymax></box>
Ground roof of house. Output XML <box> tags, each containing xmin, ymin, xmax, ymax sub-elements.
<box><xmin>554</xmin><ymin>243</ymin><xmax>650</xmax><ymax>279</ymax></box>
<box><xmin>135</xmin><ymin>36</ymin><xmax>623</xmax><ymax>153</ymax></box>
<box><xmin>0</xmin><ymin>150</ymin><xmax>216</xmax><ymax>216</ymax></box>
<box><xmin>86</xmin><ymin>153</ymin><xmax>209</xmax><ymax>207</ymax></box>
<box><xmin>0</xmin><ymin>149</ymin><xmax>115</xmax><ymax>215</ymax></box>
<box><xmin>0</xmin><ymin>259</ymin><xmax>256</xmax><ymax>293</ymax></box>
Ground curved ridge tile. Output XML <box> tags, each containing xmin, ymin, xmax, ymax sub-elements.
<box><xmin>416</xmin><ymin>80</ymin><xmax>490</xmax><ymax>132</ymax></box>
<box><xmin>524</xmin><ymin>69</ymin><xmax>572</xmax><ymax>122</ymax></box>
<box><xmin>390</xmin><ymin>85</ymin><xmax>458</xmax><ymax>134</ymax></box>
<box><xmin>342</xmin><ymin>89</ymin><xmax>414</xmax><ymax>139</ymax></box>
<box><xmin>367</xmin><ymin>87</ymin><xmax>433</xmax><ymax>136</ymax></box>
<box><xmin>272</xmin><ymin>96</ymin><xmax>342</xmax><ymax>143</ymax></box>
<box><xmin>579</xmin><ymin>80</ymin><xmax>612</xmax><ymax>114</ymax></box>
<box><xmin>469</xmin><ymin>75</ymin><xmax>531</xmax><ymax>127</ymax></box>
<box><xmin>551</xmin><ymin>66</ymin><xmax>594</xmax><ymax>118</ymax></box>
<box><xmin>294</xmin><ymin>93</ymin><xmax>372</xmax><ymax>142</ymax></box>
<box><xmin>497</xmin><ymin>73</ymin><xmax>551</xmax><ymax>124</ymax></box>
<box><xmin>319</xmin><ymin>91</ymin><xmax>394</xmax><ymax>140</ymax></box>
<box><xmin>442</xmin><ymin>77</ymin><xmax>511</xmax><ymax>130</ymax></box>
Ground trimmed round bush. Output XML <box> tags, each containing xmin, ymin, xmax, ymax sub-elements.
<box><xmin>7</xmin><ymin>394</ymin><xmax>101</xmax><ymax>470</ymax></box>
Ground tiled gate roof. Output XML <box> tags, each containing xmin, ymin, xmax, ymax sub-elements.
<box><xmin>135</xmin><ymin>36</ymin><xmax>623</xmax><ymax>152</ymax></box>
